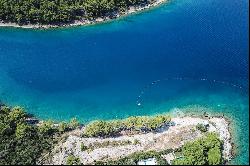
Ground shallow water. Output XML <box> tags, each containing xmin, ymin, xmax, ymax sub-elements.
<box><xmin>0</xmin><ymin>0</ymin><xmax>249</xmax><ymax>164</ymax></box>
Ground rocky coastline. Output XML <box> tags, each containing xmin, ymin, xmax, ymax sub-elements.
<box><xmin>41</xmin><ymin>115</ymin><xmax>232</xmax><ymax>165</ymax></box>
<box><xmin>0</xmin><ymin>0</ymin><xmax>168</xmax><ymax>29</ymax></box>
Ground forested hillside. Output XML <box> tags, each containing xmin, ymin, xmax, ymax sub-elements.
<box><xmin>0</xmin><ymin>0</ymin><xmax>150</xmax><ymax>25</ymax></box>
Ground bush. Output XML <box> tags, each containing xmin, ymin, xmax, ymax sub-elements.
<box><xmin>83</xmin><ymin>120</ymin><xmax>117</xmax><ymax>137</ymax></box>
<box><xmin>68</xmin><ymin>118</ymin><xmax>80</xmax><ymax>130</ymax></box>
<box><xmin>196</xmin><ymin>123</ymin><xmax>208</xmax><ymax>132</ymax></box>
<box><xmin>15</xmin><ymin>123</ymin><xmax>33</xmax><ymax>139</ymax></box>
<box><xmin>8</xmin><ymin>106</ymin><xmax>26</xmax><ymax>124</ymax></box>
<box><xmin>66</xmin><ymin>155</ymin><xmax>81</xmax><ymax>165</ymax></box>
<box><xmin>201</xmin><ymin>132</ymin><xmax>222</xmax><ymax>149</ymax></box>
<box><xmin>133</xmin><ymin>139</ymin><xmax>140</xmax><ymax>145</ymax></box>
<box><xmin>80</xmin><ymin>143</ymin><xmax>88</xmax><ymax>151</ymax></box>
<box><xmin>38</xmin><ymin>120</ymin><xmax>55</xmax><ymax>135</ymax></box>
<box><xmin>58</xmin><ymin>122</ymin><xmax>68</xmax><ymax>133</ymax></box>
<box><xmin>207</xmin><ymin>147</ymin><xmax>222</xmax><ymax>165</ymax></box>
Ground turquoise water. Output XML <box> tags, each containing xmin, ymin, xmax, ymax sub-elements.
<box><xmin>0</xmin><ymin>0</ymin><xmax>249</xmax><ymax>164</ymax></box>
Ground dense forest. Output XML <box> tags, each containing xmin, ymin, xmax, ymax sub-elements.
<box><xmin>0</xmin><ymin>0</ymin><xmax>152</xmax><ymax>25</ymax></box>
<box><xmin>0</xmin><ymin>104</ymin><xmax>79</xmax><ymax>165</ymax></box>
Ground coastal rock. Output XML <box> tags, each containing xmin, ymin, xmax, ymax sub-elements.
<box><xmin>44</xmin><ymin>116</ymin><xmax>232</xmax><ymax>165</ymax></box>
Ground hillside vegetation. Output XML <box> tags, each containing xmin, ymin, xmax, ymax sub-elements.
<box><xmin>0</xmin><ymin>105</ymin><xmax>79</xmax><ymax>165</ymax></box>
<box><xmin>83</xmin><ymin>115</ymin><xmax>172</xmax><ymax>137</ymax></box>
<box><xmin>0</xmin><ymin>0</ymin><xmax>154</xmax><ymax>25</ymax></box>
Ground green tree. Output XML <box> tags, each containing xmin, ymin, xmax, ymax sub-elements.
<box><xmin>58</xmin><ymin>121</ymin><xmax>68</xmax><ymax>133</ymax></box>
<box><xmin>38</xmin><ymin>120</ymin><xmax>54</xmax><ymax>135</ymax></box>
<box><xmin>0</xmin><ymin>106</ymin><xmax>11</xmax><ymax>115</ymax></box>
<box><xmin>207</xmin><ymin>147</ymin><xmax>222</xmax><ymax>165</ymax></box>
<box><xmin>0</xmin><ymin>121</ymin><xmax>11</xmax><ymax>135</ymax></box>
<box><xmin>68</xmin><ymin>117</ymin><xmax>80</xmax><ymax>129</ymax></box>
<box><xmin>84</xmin><ymin>120</ymin><xmax>116</xmax><ymax>137</ymax></box>
<box><xmin>0</xmin><ymin>105</ymin><xmax>57</xmax><ymax>165</ymax></box>
<box><xmin>172</xmin><ymin>132</ymin><xmax>223</xmax><ymax>165</ymax></box>
<box><xmin>15</xmin><ymin>123</ymin><xmax>33</xmax><ymax>139</ymax></box>
<box><xmin>0</xmin><ymin>0</ymin><xmax>155</xmax><ymax>25</ymax></box>
<box><xmin>202</xmin><ymin>132</ymin><xmax>221</xmax><ymax>149</ymax></box>
<box><xmin>8</xmin><ymin>106</ymin><xmax>26</xmax><ymax>124</ymax></box>
<box><xmin>182</xmin><ymin>141</ymin><xmax>206</xmax><ymax>165</ymax></box>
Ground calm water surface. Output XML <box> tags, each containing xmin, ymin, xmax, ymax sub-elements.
<box><xmin>0</xmin><ymin>0</ymin><xmax>248</xmax><ymax>164</ymax></box>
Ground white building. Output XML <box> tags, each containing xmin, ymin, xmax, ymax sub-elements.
<box><xmin>137</xmin><ymin>158</ymin><xmax>157</xmax><ymax>165</ymax></box>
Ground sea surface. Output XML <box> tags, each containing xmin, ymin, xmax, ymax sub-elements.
<box><xmin>0</xmin><ymin>0</ymin><xmax>249</xmax><ymax>164</ymax></box>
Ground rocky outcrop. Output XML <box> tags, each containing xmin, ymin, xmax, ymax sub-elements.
<box><xmin>43</xmin><ymin>116</ymin><xmax>232</xmax><ymax>165</ymax></box>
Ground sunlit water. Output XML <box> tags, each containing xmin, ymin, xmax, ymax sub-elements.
<box><xmin>0</xmin><ymin>0</ymin><xmax>248</xmax><ymax>164</ymax></box>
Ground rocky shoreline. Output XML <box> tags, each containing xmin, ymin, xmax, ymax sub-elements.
<box><xmin>0</xmin><ymin>0</ymin><xmax>168</xmax><ymax>29</ymax></box>
<box><xmin>41</xmin><ymin>115</ymin><xmax>232</xmax><ymax>165</ymax></box>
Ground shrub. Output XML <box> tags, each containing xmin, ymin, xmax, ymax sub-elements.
<box><xmin>196</xmin><ymin>123</ymin><xmax>208</xmax><ymax>132</ymax></box>
<box><xmin>38</xmin><ymin>120</ymin><xmax>55</xmax><ymax>135</ymax></box>
<box><xmin>8</xmin><ymin>106</ymin><xmax>26</xmax><ymax>124</ymax></box>
<box><xmin>58</xmin><ymin>122</ymin><xmax>68</xmax><ymax>133</ymax></box>
<box><xmin>202</xmin><ymin>132</ymin><xmax>221</xmax><ymax>149</ymax></box>
<box><xmin>207</xmin><ymin>147</ymin><xmax>222</xmax><ymax>165</ymax></box>
<box><xmin>68</xmin><ymin>118</ymin><xmax>80</xmax><ymax>130</ymax></box>
<box><xmin>15</xmin><ymin>123</ymin><xmax>33</xmax><ymax>139</ymax></box>
<box><xmin>80</xmin><ymin>143</ymin><xmax>88</xmax><ymax>151</ymax></box>
<box><xmin>83</xmin><ymin>120</ymin><xmax>117</xmax><ymax>137</ymax></box>
<box><xmin>0</xmin><ymin>106</ymin><xmax>10</xmax><ymax>115</ymax></box>
<box><xmin>133</xmin><ymin>139</ymin><xmax>140</xmax><ymax>145</ymax></box>
<box><xmin>66</xmin><ymin>155</ymin><xmax>81</xmax><ymax>165</ymax></box>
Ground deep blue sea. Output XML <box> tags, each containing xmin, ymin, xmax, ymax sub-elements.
<box><xmin>0</xmin><ymin>0</ymin><xmax>249</xmax><ymax>164</ymax></box>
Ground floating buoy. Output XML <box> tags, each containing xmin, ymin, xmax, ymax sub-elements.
<box><xmin>135</xmin><ymin>77</ymin><xmax>245</xmax><ymax>108</ymax></box>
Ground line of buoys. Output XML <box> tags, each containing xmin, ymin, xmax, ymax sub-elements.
<box><xmin>136</xmin><ymin>77</ymin><xmax>246</xmax><ymax>107</ymax></box>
